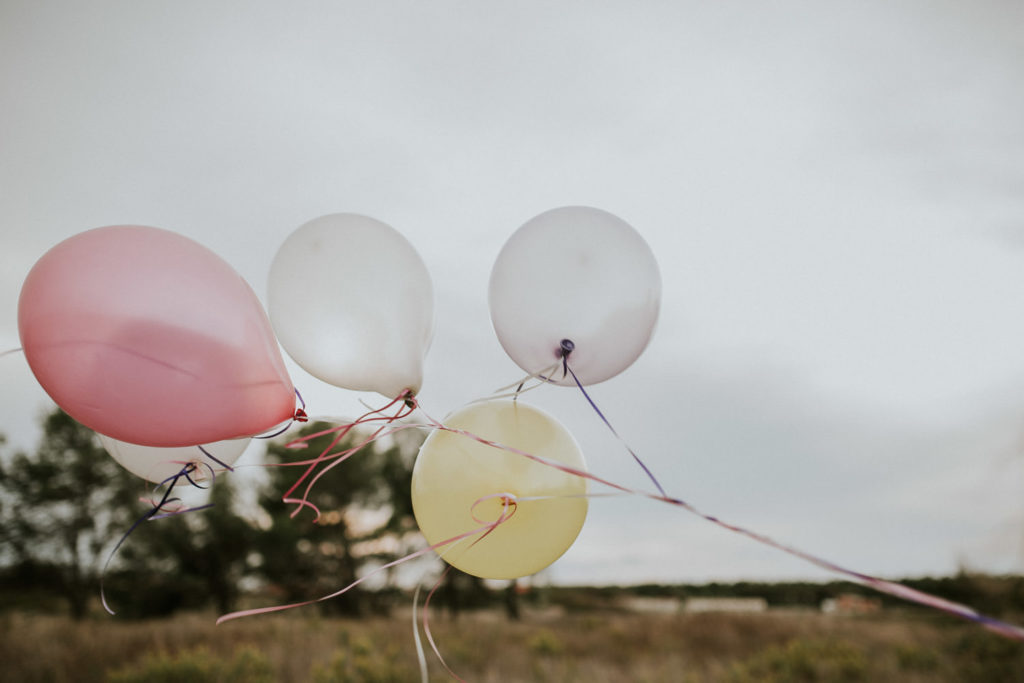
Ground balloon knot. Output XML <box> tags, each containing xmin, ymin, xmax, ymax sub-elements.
<box><xmin>400</xmin><ymin>388</ymin><xmax>417</xmax><ymax>410</ymax></box>
<box><xmin>558</xmin><ymin>339</ymin><xmax>575</xmax><ymax>377</ymax></box>
<box><xmin>294</xmin><ymin>408</ymin><xmax>309</xmax><ymax>423</ymax></box>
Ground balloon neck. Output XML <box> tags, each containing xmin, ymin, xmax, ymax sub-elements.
<box><xmin>186</xmin><ymin>460</ymin><xmax>211</xmax><ymax>483</ymax></box>
<box><xmin>557</xmin><ymin>339</ymin><xmax>575</xmax><ymax>378</ymax></box>
<box><xmin>398</xmin><ymin>387</ymin><xmax>418</xmax><ymax>409</ymax></box>
<box><xmin>292</xmin><ymin>389</ymin><xmax>308</xmax><ymax>422</ymax></box>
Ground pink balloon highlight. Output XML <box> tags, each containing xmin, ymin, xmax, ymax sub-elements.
<box><xmin>18</xmin><ymin>225</ymin><xmax>295</xmax><ymax>446</ymax></box>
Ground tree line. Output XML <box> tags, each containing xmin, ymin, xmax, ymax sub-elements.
<box><xmin>5</xmin><ymin>408</ymin><xmax>1020</xmax><ymax>623</ymax></box>
<box><xmin>0</xmin><ymin>408</ymin><xmax>490</xmax><ymax>620</ymax></box>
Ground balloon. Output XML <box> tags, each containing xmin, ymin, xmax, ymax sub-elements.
<box><xmin>18</xmin><ymin>226</ymin><xmax>296</xmax><ymax>447</ymax></box>
<box><xmin>267</xmin><ymin>213</ymin><xmax>434</xmax><ymax>398</ymax></box>
<box><xmin>489</xmin><ymin>206</ymin><xmax>661</xmax><ymax>386</ymax></box>
<box><xmin>97</xmin><ymin>433</ymin><xmax>250</xmax><ymax>484</ymax></box>
<box><xmin>411</xmin><ymin>400</ymin><xmax>588</xmax><ymax>579</ymax></box>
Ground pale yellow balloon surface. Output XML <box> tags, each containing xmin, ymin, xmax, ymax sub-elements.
<box><xmin>411</xmin><ymin>400</ymin><xmax>588</xmax><ymax>579</ymax></box>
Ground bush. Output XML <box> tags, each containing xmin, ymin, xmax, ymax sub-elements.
<box><xmin>728</xmin><ymin>638</ymin><xmax>868</xmax><ymax>682</ymax></box>
<box><xmin>528</xmin><ymin>629</ymin><xmax>566</xmax><ymax>657</ymax></box>
<box><xmin>106</xmin><ymin>646</ymin><xmax>273</xmax><ymax>683</ymax></box>
<box><xmin>312</xmin><ymin>636</ymin><xmax>413</xmax><ymax>683</ymax></box>
<box><xmin>895</xmin><ymin>643</ymin><xmax>940</xmax><ymax>673</ymax></box>
<box><xmin>952</xmin><ymin>630</ymin><xmax>1024</xmax><ymax>683</ymax></box>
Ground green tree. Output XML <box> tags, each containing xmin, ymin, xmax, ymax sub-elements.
<box><xmin>110</xmin><ymin>474</ymin><xmax>256</xmax><ymax>616</ymax></box>
<box><xmin>255</xmin><ymin>423</ymin><xmax>425</xmax><ymax>615</ymax></box>
<box><xmin>0</xmin><ymin>409</ymin><xmax>140</xmax><ymax>619</ymax></box>
<box><xmin>1</xmin><ymin>407</ymin><xmax>260</xmax><ymax>619</ymax></box>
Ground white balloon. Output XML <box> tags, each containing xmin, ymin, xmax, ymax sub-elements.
<box><xmin>268</xmin><ymin>214</ymin><xmax>434</xmax><ymax>398</ymax></box>
<box><xmin>97</xmin><ymin>433</ymin><xmax>250</xmax><ymax>483</ymax></box>
<box><xmin>489</xmin><ymin>206</ymin><xmax>661</xmax><ymax>386</ymax></box>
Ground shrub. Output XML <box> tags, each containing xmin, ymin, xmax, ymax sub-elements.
<box><xmin>727</xmin><ymin>638</ymin><xmax>868</xmax><ymax>682</ymax></box>
<box><xmin>952</xmin><ymin>630</ymin><xmax>1024</xmax><ymax>683</ymax></box>
<box><xmin>528</xmin><ymin>629</ymin><xmax>566</xmax><ymax>657</ymax></box>
<box><xmin>895</xmin><ymin>643</ymin><xmax>940</xmax><ymax>673</ymax></box>
<box><xmin>106</xmin><ymin>646</ymin><xmax>273</xmax><ymax>683</ymax></box>
<box><xmin>312</xmin><ymin>636</ymin><xmax>413</xmax><ymax>683</ymax></box>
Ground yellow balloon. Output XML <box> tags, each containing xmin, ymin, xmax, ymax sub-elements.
<box><xmin>411</xmin><ymin>400</ymin><xmax>588</xmax><ymax>579</ymax></box>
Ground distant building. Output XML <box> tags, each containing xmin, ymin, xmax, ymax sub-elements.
<box><xmin>821</xmin><ymin>593</ymin><xmax>882</xmax><ymax>615</ymax></box>
<box><xmin>683</xmin><ymin>597</ymin><xmax>768</xmax><ymax>613</ymax></box>
<box><xmin>623</xmin><ymin>596</ymin><xmax>681</xmax><ymax>614</ymax></box>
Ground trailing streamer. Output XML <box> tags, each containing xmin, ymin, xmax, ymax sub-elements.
<box><xmin>217</xmin><ymin>385</ymin><xmax>1024</xmax><ymax>682</ymax></box>
<box><xmin>100</xmin><ymin>462</ymin><xmax>216</xmax><ymax>615</ymax></box>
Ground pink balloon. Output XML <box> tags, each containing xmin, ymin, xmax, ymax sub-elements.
<box><xmin>18</xmin><ymin>226</ymin><xmax>296</xmax><ymax>447</ymax></box>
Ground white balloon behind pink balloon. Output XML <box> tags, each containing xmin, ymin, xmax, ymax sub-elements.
<box><xmin>489</xmin><ymin>206</ymin><xmax>661</xmax><ymax>386</ymax></box>
<box><xmin>96</xmin><ymin>433</ymin><xmax>251</xmax><ymax>484</ymax></box>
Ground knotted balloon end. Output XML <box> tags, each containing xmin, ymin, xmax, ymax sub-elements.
<box><xmin>400</xmin><ymin>388</ymin><xmax>418</xmax><ymax>410</ymax></box>
<box><xmin>558</xmin><ymin>338</ymin><xmax>575</xmax><ymax>377</ymax></box>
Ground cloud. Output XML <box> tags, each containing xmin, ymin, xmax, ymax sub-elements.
<box><xmin>3</xmin><ymin>0</ymin><xmax>1024</xmax><ymax>584</ymax></box>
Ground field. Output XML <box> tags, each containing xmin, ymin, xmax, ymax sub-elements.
<box><xmin>3</xmin><ymin>606</ymin><xmax>1024</xmax><ymax>682</ymax></box>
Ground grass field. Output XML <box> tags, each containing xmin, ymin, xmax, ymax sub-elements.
<box><xmin>2</xmin><ymin>607</ymin><xmax>1023</xmax><ymax>682</ymax></box>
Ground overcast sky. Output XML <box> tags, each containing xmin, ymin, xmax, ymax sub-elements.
<box><xmin>3</xmin><ymin>1</ymin><xmax>1024</xmax><ymax>586</ymax></box>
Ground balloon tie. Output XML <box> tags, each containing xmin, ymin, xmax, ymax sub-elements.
<box><xmin>254</xmin><ymin>388</ymin><xmax>308</xmax><ymax>439</ymax></box>
<box><xmin>410</xmin><ymin>493</ymin><xmax>517</xmax><ymax>680</ymax></box>
<box><xmin>101</xmin><ymin>462</ymin><xmax>217</xmax><ymax>615</ymax></box>
<box><xmin>407</xmin><ymin>404</ymin><xmax>1024</xmax><ymax>643</ymax></box>
<box><xmin>419</xmin><ymin>566</ymin><xmax>463</xmax><ymax>681</ymax></box>
<box><xmin>467</xmin><ymin>361</ymin><xmax>561</xmax><ymax>404</ymax></box>
<box><xmin>277</xmin><ymin>390</ymin><xmax>418</xmax><ymax>521</ymax></box>
<box><xmin>565</xmin><ymin>360</ymin><xmax>668</xmax><ymax>498</ymax></box>
<box><xmin>293</xmin><ymin>388</ymin><xmax>309</xmax><ymax>422</ymax></box>
<box><xmin>552</xmin><ymin>338</ymin><xmax>667</xmax><ymax>497</ymax></box>
<box><xmin>196</xmin><ymin>445</ymin><xmax>233</xmax><ymax>472</ymax></box>
<box><xmin>224</xmin><ymin>400</ymin><xmax>1024</xmax><ymax>644</ymax></box>
<box><xmin>557</xmin><ymin>338</ymin><xmax>575</xmax><ymax>378</ymax></box>
<box><xmin>216</xmin><ymin>490</ymin><xmax>515</xmax><ymax>625</ymax></box>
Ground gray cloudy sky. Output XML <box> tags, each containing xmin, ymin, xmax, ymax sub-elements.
<box><xmin>3</xmin><ymin>1</ymin><xmax>1024</xmax><ymax>585</ymax></box>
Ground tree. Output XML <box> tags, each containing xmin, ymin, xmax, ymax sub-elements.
<box><xmin>110</xmin><ymin>473</ymin><xmax>257</xmax><ymax>616</ymax></box>
<box><xmin>255</xmin><ymin>422</ymin><xmax>425</xmax><ymax>615</ymax></box>
<box><xmin>1</xmin><ymin>407</ymin><xmax>270</xmax><ymax>619</ymax></box>
<box><xmin>0</xmin><ymin>409</ymin><xmax>140</xmax><ymax>619</ymax></box>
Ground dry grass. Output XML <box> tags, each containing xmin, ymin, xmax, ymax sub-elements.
<box><xmin>1</xmin><ymin>607</ymin><xmax>1021</xmax><ymax>682</ymax></box>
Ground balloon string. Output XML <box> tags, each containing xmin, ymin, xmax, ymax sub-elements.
<box><xmin>101</xmin><ymin>462</ymin><xmax>216</xmax><ymax>615</ymax></box>
<box><xmin>420</xmin><ymin>566</ymin><xmax>461</xmax><ymax>681</ymax></box>
<box><xmin>291</xmin><ymin>395</ymin><xmax>417</xmax><ymax>515</ymax></box>
<box><xmin>145</xmin><ymin>460</ymin><xmax>218</xmax><ymax>499</ymax></box>
<box><xmin>417</xmin><ymin>494</ymin><xmax>648</xmax><ymax>682</ymax></box>
<box><xmin>219</xmin><ymin>398</ymin><xmax>1024</xmax><ymax>643</ymax></box>
<box><xmin>197</xmin><ymin>444</ymin><xmax>233</xmax><ymax>472</ymax></box>
<box><xmin>0</xmin><ymin>347</ymin><xmax>23</xmax><ymax>359</ymax></box>
<box><xmin>466</xmin><ymin>361</ymin><xmax>562</xmax><ymax>405</ymax></box>
<box><xmin>253</xmin><ymin>388</ymin><xmax>309</xmax><ymax>441</ymax></box>
<box><xmin>412</xmin><ymin>585</ymin><xmax>430</xmax><ymax>683</ymax></box>
<box><xmin>407</xmin><ymin>405</ymin><xmax>1024</xmax><ymax>642</ymax></box>
<box><xmin>216</xmin><ymin>493</ymin><xmax>518</xmax><ymax>625</ymax></box>
<box><xmin>278</xmin><ymin>392</ymin><xmax>417</xmax><ymax>521</ymax></box>
<box><xmin>565</xmin><ymin>362</ymin><xmax>667</xmax><ymax>497</ymax></box>
<box><xmin>551</xmin><ymin>340</ymin><xmax>667</xmax><ymax>497</ymax></box>
<box><xmin>413</xmin><ymin>495</ymin><xmax>519</xmax><ymax>681</ymax></box>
